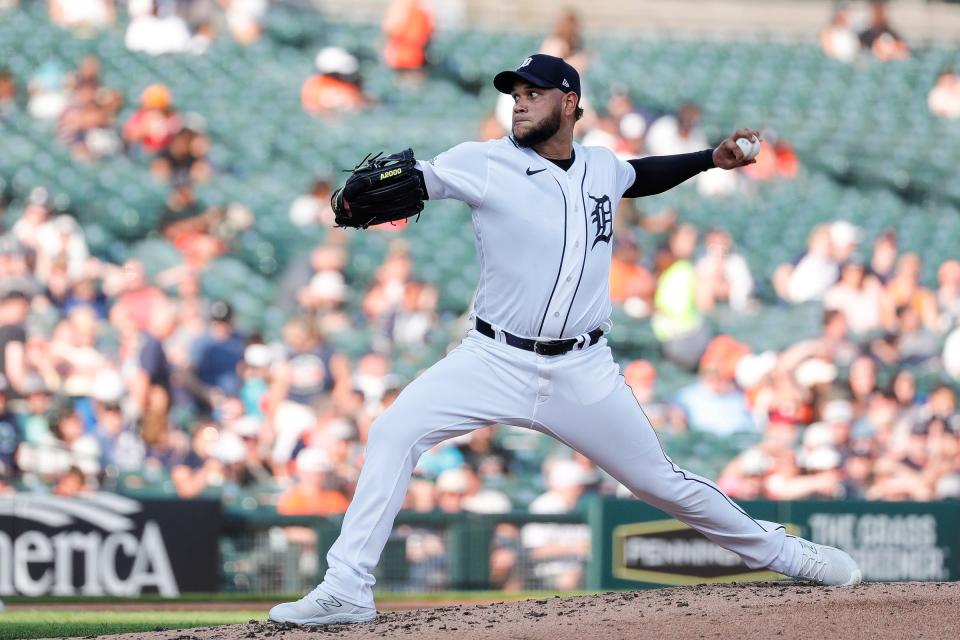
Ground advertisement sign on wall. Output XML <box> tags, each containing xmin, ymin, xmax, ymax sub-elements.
<box><xmin>0</xmin><ymin>493</ymin><xmax>221</xmax><ymax>597</ymax></box>
<box><xmin>591</xmin><ymin>498</ymin><xmax>960</xmax><ymax>589</ymax></box>
<box><xmin>612</xmin><ymin>518</ymin><xmax>792</xmax><ymax>585</ymax></box>
<box><xmin>798</xmin><ymin>502</ymin><xmax>956</xmax><ymax>582</ymax></box>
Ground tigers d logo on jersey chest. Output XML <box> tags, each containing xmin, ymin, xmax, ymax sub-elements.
<box><xmin>588</xmin><ymin>194</ymin><xmax>613</xmax><ymax>248</ymax></box>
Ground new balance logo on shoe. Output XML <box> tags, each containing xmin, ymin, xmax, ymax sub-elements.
<box><xmin>797</xmin><ymin>538</ymin><xmax>819</xmax><ymax>554</ymax></box>
<box><xmin>315</xmin><ymin>595</ymin><xmax>344</xmax><ymax>611</ymax></box>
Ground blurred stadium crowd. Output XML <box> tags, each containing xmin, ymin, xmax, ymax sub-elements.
<box><xmin>1</xmin><ymin>0</ymin><xmax>960</xmax><ymax>550</ymax></box>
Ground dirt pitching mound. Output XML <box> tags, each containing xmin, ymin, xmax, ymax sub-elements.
<box><xmin>96</xmin><ymin>582</ymin><xmax>959</xmax><ymax>640</ymax></box>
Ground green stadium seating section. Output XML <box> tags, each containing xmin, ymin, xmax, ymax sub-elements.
<box><xmin>2</xmin><ymin>3</ymin><xmax>959</xmax><ymax>478</ymax></box>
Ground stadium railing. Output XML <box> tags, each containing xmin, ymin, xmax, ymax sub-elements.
<box><xmin>222</xmin><ymin>506</ymin><xmax>589</xmax><ymax>594</ymax></box>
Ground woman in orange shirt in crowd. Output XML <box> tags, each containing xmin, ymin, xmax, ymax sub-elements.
<box><xmin>277</xmin><ymin>448</ymin><xmax>350</xmax><ymax>516</ymax></box>
<box><xmin>609</xmin><ymin>234</ymin><xmax>655</xmax><ymax>309</ymax></box>
<box><xmin>382</xmin><ymin>0</ymin><xmax>433</xmax><ymax>71</ymax></box>
<box><xmin>301</xmin><ymin>47</ymin><xmax>367</xmax><ymax>117</ymax></box>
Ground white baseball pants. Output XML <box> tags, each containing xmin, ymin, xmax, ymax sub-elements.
<box><xmin>322</xmin><ymin>330</ymin><xmax>787</xmax><ymax>607</ymax></box>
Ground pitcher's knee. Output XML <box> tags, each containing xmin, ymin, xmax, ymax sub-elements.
<box><xmin>366</xmin><ymin>415</ymin><xmax>416</xmax><ymax>453</ymax></box>
<box><xmin>635</xmin><ymin>472</ymin><xmax>707</xmax><ymax>512</ymax></box>
<box><xmin>365</xmin><ymin>409</ymin><xmax>443</xmax><ymax>458</ymax></box>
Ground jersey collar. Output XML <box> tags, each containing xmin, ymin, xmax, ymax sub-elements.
<box><xmin>516</xmin><ymin>141</ymin><xmax>582</xmax><ymax>180</ymax></box>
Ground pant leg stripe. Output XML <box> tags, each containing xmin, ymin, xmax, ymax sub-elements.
<box><xmin>620</xmin><ymin>375</ymin><xmax>773</xmax><ymax>534</ymax></box>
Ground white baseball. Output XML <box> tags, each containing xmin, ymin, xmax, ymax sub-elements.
<box><xmin>735</xmin><ymin>137</ymin><xmax>761</xmax><ymax>161</ymax></box>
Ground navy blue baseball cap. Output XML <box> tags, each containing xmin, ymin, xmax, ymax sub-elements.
<box><xmin>494</xmin><ymin>54</ymin><xmax>581</xmax><ymax>98</ymax></box>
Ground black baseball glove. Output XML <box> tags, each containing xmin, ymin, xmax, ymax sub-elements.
<box><xmin>331</xmin><ymin>148</ymin><xmax>426</xmax><ymax>229</ymax></box>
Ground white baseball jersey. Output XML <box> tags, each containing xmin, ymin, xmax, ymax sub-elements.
<box><xmin>417</xmin><ymin>137</ymin><xmax>636</xmax><ymax>339</ymax></box>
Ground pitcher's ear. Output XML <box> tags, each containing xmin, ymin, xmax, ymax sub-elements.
<box><xmin>572</xmin><ymin>94</ymin><xmax>584</xmax><ymax>121</ymax></box>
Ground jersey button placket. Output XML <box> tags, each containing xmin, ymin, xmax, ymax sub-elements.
<box><xmin>543</xmin><ymin>170</ymin><xmax>583</xmax><ymax>338</ymax></box>
<box><xmin>557</xmin><ymin>171</ymin><xmax>587</xmax><ymax>335</ymax></box>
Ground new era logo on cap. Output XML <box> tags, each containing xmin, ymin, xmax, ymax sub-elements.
<box><xmin>562</xmin><ymin>78</ymin><xmax>570</xmax><ymax>88</ymax></box>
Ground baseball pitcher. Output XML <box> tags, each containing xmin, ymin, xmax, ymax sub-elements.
<box><xmin>270</xmin><ymin>54</ymin><xmax>861</xmax><ymax>626</ymax></box>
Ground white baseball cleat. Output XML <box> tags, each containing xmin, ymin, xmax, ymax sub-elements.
<box><xmin>268</xmin><ymin>585</ymin><xmax>377</xmax><ymax>626</ymax></box>
<box><xmin>786</xmin><ymin>537</ymin><xmax>862</xmax><ymax>586</ymax></box>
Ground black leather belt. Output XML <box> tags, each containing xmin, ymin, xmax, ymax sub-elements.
<box><xmin>475</xmin><ymin>317</ymin><xmax>603</xmax><ymax>356</ymax></box>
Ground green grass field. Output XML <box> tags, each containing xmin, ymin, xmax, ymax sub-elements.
<box><xmin>0</xmin><ymin>610</ymin><xmax>264</xmax><ymax>640</ymax></box>
<box><xmin>0</xmin><ymin>589</ymin><xmax>589</xmax><ymax>605</ymax></box>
